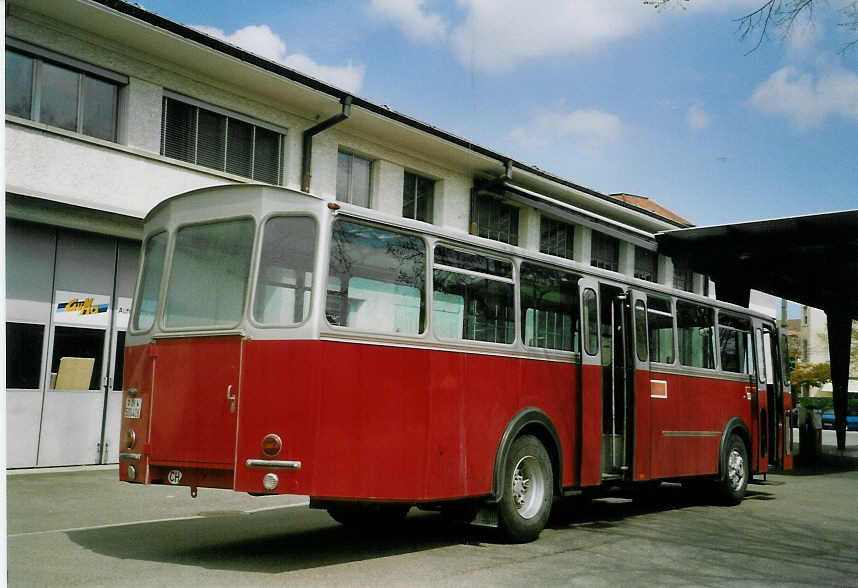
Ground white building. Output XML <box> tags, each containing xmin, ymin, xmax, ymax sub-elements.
<box><xmin>6</xmin><ymin>0</ymin><xmax>704</xmax><ymax>468</ymax></box>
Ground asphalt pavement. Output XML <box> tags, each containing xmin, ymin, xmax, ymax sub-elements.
<box><xmin>7</xmin><ymin>432</ymin><xmax>858</xmax><ymax>587</ymax></box>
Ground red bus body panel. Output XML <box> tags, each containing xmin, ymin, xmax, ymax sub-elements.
<box><xmin>121</xmin><ymin>338</ymin><xmax>778</xmax><ymax>497</ymax></box>
<box><xmin>148</xmin><ymin>337</ymin><xmax>241</xmax><ymax>469</ymax></box>
<box><xmin>234</xmin><ymin>340</ymin><xmax>580</xmax><ymax>499</ymax></box>
<box><xmin>646</xmin><ymin>370</ymin><xmax>751</xmax><ymax>480</ymax></box>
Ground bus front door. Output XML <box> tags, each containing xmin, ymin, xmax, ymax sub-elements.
<box><xmin>600</xmin><ymin>284</ymin><xmax>632</xmax><ymax>480</ymax></box>
<box><xmin>754</xmin><ymin>323</ymin><xmax>778</xmax><ymax>474</ymax></box>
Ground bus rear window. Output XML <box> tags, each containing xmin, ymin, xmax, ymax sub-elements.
<box><xmin>132</xmin><ymin>231</ymin><xmax>167</xmax><ymax>331</ymax></box>
<box><xmin>164</xmin><ymin>219</ymin><xmax>255</xmax><ymax>329</ymax></box>
<box><xmin>326</xmin><ymin>220</ymin><xmax>425</xmax><ymax>335</ymax></box>
<box><xmin>253</xmin><ymin>216</ymin><xmax>316</xmax><ymax>325</ymax></box>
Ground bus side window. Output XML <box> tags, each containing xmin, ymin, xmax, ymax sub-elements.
<box><xmin>520</xmin><ymin>262</ymin><xmax>580</xmax><ymax>352</ymax></box>
<box><xmin>677</xmin><ymin>301</ymin><xmax>716</xmax><ymax>369</ymax></box>
<box><xmin>582</xmin><ymin>288</ymin><xmax>598</xmax><ymax>355</ymax></box>
<box><xmin>647</xmin><ymin>296</ymin><xmax>674</xmax><ymax>364</ymax></box>
<box><xmin>756</xmin><ymin>328</ymin><xmax>767</xmax><ymax>384</ymax></box>
<box><xmin>717</xmin><ymin>313</ymin><xmax>752</xmax><ymax>374</ymax></box>
<box><xmin>432</xmin><ymin>246</ymin><xmax>514</xmax><ymax>344</ymax></box>
<box><xmin>635</xmin><ymin>299</ymin><xmax>648</xmax><ymax>362</ymax></box>
<box><xmin>326</xmin><ymin>220</ymin><xmax>426</xmax><ymax>335</ymax></box>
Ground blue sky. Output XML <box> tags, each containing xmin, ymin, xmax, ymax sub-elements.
<box><xmin>139</xmin><ymin>0</ymin><xmax>857</xmax><ymax>226</ymax></box>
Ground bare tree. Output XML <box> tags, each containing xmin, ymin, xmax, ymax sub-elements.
<box><xmin>643</xmin><ymin>0</ymin><xmax>858</xmax><ymax>54</ymax></box>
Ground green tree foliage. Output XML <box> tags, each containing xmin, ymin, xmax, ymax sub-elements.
<box><xmin>790</xmin><ymin>361</ymin><xmax>830</xmax><ymax>389</ymax></box>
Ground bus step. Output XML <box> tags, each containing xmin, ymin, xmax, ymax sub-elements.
<box><xmin>471</xmin><ymin>504</ymin><xmax>498</xmax><ymax>528</ymax></box>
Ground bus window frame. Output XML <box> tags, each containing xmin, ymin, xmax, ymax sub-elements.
<box><xmin>716</xmin><ymin>310</ymin><xmax>754</xmax><ymax>377</ymax></box>
<box><xmin>519</xmin><ymin>260</ymin><xmax>581</xmax><ymax>355</ymax></box>
<box><xmin>431</xmin><ymin>242</ymin><xmax>516</xmax><ymax>346</ymax></box>
<box><xmin>582</xmin><ymin>287</ymin><xmax>598</xmax><ymax>356</ymax></box>
<box><xmin>323</xmin><ymin>218</ymin><xmax>430</xmax><ymax>339</ymax></box>
<box><xmin>159</xmin><ymin>215</ymin><xmax>257</xmax><ymax>333</ymax></box>
<box><xmin>675</xmin><ymin>298</ymin><xmax>718</xmax><ymax>371</ymax></box>
<box><xmin>129</xmin><ymin>228</ymin><xmax>170</xmax><ymax>335</ymax></box>
<box><xmin>248</xmin><ymin>212</ymin><xmax>319</xmax><ymax>330</ymax></box>
<box><xmin>645</xmin><ymin>294</ymin><xmax>676</xmax><ymax>367</ymax></box>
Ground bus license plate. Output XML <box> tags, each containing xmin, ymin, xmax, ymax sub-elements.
<box><xmin>125</xmin><ymin>397</ymin><xmax>142</xmax><ymax>419</ymax></box>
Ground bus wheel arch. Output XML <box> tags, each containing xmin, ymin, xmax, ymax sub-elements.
<box><xmin>492</xmin><ymin>408</ymin><xmax>563</xmax><ymax>504</ymax></box>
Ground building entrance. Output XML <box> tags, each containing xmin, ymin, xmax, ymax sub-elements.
<box><xmin>6</xmin><ymin>220</ymin><xmax>138</xmax><ymax>467</ymax></box>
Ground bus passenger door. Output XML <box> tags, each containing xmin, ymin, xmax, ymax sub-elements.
<box><xmin>579</xmin><ymin>278</ymin><xmax>602</xmax><ymax>486</ymax></box>
<box><xmin>630</xmin><ymin>292</ymin><xmax>651</xmax><ymax>482</ymax></box>
<box><xmin>600</xmin><ymin>284</ymin><xmax>632</xmax><ymax>480</ymax></box>
<box><xmin>753</xmin><ymin>323</ymin><xmax>772</xmax><ymax>474</ymax></box>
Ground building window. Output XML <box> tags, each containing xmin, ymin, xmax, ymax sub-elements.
<box><xmin>402</xmin><ymin>171</ymin><xmax>434</xmax><ymax>222</ymax></box>
<box><xmin>6</xmin><ymin>322</ymin><xmax>45</xmax><ymax>389</ymax></box>
<box><xmin>674</xmin><ymin>267</ymin><xmax>693</xmax><ymax>292</ymax></box>
<box><xmin>591</xmin><ymin>232</ymin><xmax>619</xmax><ymax>272</ymax></box>
<box><xmin>471</xmin><ymin>192</ymin><xmax>519</xmax><ymax>245</ymax></box>
<box><xmin>540</xmin><ymin>217</ymin><xmax>575</xmax><ymax>260</ymax></box>
<box><xmin>336</xmin><ymin>151</ymin><xmax>371</xmax><ymax>207</ymax></box>
<box><xmin>161</xmin><ymin>94</ymin><xmax>284</xmax><ymax>184</ymax></box>
<box><xmin>5</xmin><ymin>40</ymin><xmax>125</xmax><ymax>142</ymax></box>
<box><xmin>634</xmin><ymin>247</ymin><xmax>657</xmax><ymax>282</ymax></box>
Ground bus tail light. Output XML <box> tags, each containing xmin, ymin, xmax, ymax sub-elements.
<box><xmin>261</xmin><ymin>434</ymin><xmax>282</xmax><ymax>457</ymax></box>
<box><xmin>127</xmin><ymin>464</ymin><xmax>137</xmax><ymax>480</ymax></box>
<box><xmin>126</xmin><ymin>428</ymin><xmax>137</xmax><ymax>449</ymax></box>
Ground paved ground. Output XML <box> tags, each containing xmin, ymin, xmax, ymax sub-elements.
<box><xmin>7</xmin><ymin>432</ymin><xmax>858</xmax><ymax>587</ymax></box>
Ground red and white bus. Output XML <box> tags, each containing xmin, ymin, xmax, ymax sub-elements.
<box><xmin>119</xmin><ymin>184</ymin><xmax>792</xmax><ymax>542</ymax></box>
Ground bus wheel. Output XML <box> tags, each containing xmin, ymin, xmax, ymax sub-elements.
<box><xmin>326</xmin><ymin>502</ymin><xmax>410</xmax><ymax>528</ymax></box>
<box><xmin>498</xmin><ymin>435</ymin><xmax>553</xmax><ymax>543</ymax></box>
<box><xmin>718</xmin><ymin>436</ymin><xmax>749</xmax><ymax>505</ymax></box>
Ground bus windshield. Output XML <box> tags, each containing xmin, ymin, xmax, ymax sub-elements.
<box><xmin>163</xmin><ymin>218</ymin><xmax>255</xmax><ymax>329</ymax></box>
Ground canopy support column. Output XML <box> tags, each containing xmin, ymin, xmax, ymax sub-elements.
<box><xmin>826</xmin><ymin>310</ymin><xmax>851</xmax><ymax>452</ymax></box>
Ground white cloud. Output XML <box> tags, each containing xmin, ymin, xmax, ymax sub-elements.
<box><xmin>750</xmin><ymin>65</ymin><xmax>858</xmax><ymax>130</ymax></box>
<box><xmin>510</xmin><ymin>107</ymin><xmax>623</xmax><ymax>150</ymax></box>
<box><xmin>193</xmin><ymin>24</ymin><xmax>365</xmax><ymax>93</ymax></box>
<box><xmin>368</xmin><ymin>0</ymin><xmax>448</xmax><ymax>43</ymax></box>
<box><xmin>687</xmin><ymin>101</ymin><xmax>711</xmax><ymax>130</ymax></box>
<box><xmin>450</xmin><ymin>0</ymin><xmax>655</xmax><ymax>74</ymax></box>
<box><xmin>445</xmin><ymin>0</ymin><xmax>765</xmax><ymax>74</ymax></box>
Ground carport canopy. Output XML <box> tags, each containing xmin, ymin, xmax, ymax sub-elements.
<box><xmin>656</xmin><ymin>210</ymin><xmax>858</xmax><ymax>451</ymax></box>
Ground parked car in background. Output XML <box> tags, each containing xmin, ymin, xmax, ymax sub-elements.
<box><xmin>821</xmin><ymin>409</ymin><xmax>858</xmax><ymax>431</ymax></box>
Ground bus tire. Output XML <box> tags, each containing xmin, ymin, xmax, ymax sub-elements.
<box><xmin>326</xmin><ymin>502</ymin><xmax>410</xmax><ymax>527</ymax></box>
<box><xmin>717</xmin><ymin>435</ymin><xmax>749</xmax><ymax>505</ymax></box>
<box><xmin>498</xmin><ymin>435</ymin><xmax>553</xmax><ymax>543</ymax></box>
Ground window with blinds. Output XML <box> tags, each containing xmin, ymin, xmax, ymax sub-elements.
<box><xmin>161</xmin><ymin>95</ymin><xmax>283</xmax><ymax>184</ymax></box>
<box><xmin>591</xmin><ymin>231</ymin><xmax>619</xmax><ymax>272</ymax></box>
<box><xmin>674</xmin><ymin>267</ymin><xmax>694</xmax><ymax>292</ymax></box>
<box><xmin>471</xmin><ymin>192</ymin><xmax>519</xmax><ymax>246</ymax></box>
<box><xmin>540</xmin><ymin>217</ymin><xmax>575</xmax><ymax>260</ymax></box>
<box><xmin>634</xmin><ymin>246</ymin><xmax>657</xmax><ymax>282</ymax></box>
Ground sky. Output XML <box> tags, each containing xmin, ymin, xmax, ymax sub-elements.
<box><xmin>136</xmin><ymin>0</ymin><xmax>858</xmax><ymax>227</ymax></box>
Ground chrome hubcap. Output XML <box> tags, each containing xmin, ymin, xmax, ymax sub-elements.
<box><xmin>511</xmin><ymin>455</ymin><xmax>545</xmax><ymax>519</ymax></box>
<box><xmin>727</xmin><ymin>448</ymin><xmax>745</xmax><ymax>490</ymax></box>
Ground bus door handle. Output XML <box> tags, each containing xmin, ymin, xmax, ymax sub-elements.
<box><xmin>227</xmin><ymin>385</ymin><xmax>236</xmax><ymax>413</ymax></box>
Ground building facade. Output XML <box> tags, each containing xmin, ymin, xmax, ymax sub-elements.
<box><xmin>6</xmin><ymin>0</ymin><xmax>705</xmax><ymax>468</ymax></box>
